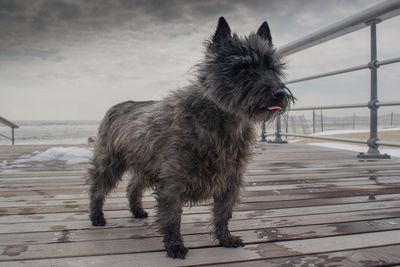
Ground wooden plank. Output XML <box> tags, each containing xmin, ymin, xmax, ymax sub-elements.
<box><xmin>1</xmin><ymin>192</ymin><xmax>400</xmax><ymax>216</ymax></box>
<box><xmin>1</xmin><ymin>202</ymin><xmax>400</xmax><ymax>234</ymax></box>
<box><xmin>207</xmin><ymin>245</ymin><xmax>400</xmax><ymax>267</ymax></box>
<box><xmin>2</xmin><ymin>160</ymin><xmax>399</xmax><ymax>179</ymax></box>
<box><xmin>1</xmin><ymin>218</ymin><xmax>400</xmax><ymax>261</ymax></box>
<box><xmin>2</xmin><ymin>195</ymin><xmax>400</xmax><ymax>223</ymax></box>
<box><xmin>1</xmin><ymin>208</ymin><xmax>399</xmax><ymax>245</ymax></box>
<box><xmin>2</xmin><ymin>181</ymin><xmax>399</xmax><ymax>203</ymax></box>
<box><xmin>1</xmin><ymin>178</ymin><xmax>395</xmax><ymax>193</ymax></box>
<box><xmin>0</xmin><ymin>143</ymin><xmax>399</xmax><ymax>266</ymax></box>
<box><xmin>2</xmin><ymin>186</ymin><xmax>399</xmax><ymax>208</ymax></box>
<box><xmin>2</xmin><ymin>172</ymin><xmax>399</xmax><ymax>188</ymax></box>
<box><xmin>1</xmin><ymin>186</ymin><xmax>399</xmax><ymax>204</ymax></box>
<box><xmin>3</xmin><ymin>230</ymin><xmax>400</xmax><ymax>266</ymax></box>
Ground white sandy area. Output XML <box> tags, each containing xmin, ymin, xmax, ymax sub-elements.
<box><xmin>308</xmin><ymin>142</ymin><xmax>400</xmax><ymax>157</ymax></box>
<box><xmin>1</xmin><ymin>147</ymin><xmax>93</xmax><ymax>170</ymax></box>
<box><xmin>311</xmin><ymin>127</ymin><xmax>400</xmax><ymax>136</ymax></box>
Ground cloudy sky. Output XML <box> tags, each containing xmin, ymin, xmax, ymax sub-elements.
<box><xmin>1</xmin><ymin>0</ymin><xmax>399</xmax><ymax>120</ymax></box>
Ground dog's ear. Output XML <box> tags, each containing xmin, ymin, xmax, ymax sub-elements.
<box><xmin>257</xmin><ymin>21</ymin><xmax>272</xmax><ymax>44</ymax></box>
<box><xmin>213</xmin><ymin>17</ymin><xmax>231</xmax><ymax>43</ymax></box>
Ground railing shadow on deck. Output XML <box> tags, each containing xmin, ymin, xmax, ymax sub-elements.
<box><xmin>261</xmin><ymin>0</ymin><xmax>400</xmax><ymax>159</ymax></box>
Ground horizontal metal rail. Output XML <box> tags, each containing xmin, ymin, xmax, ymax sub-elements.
<box><xmin>378</xmin><ymin>56</ymin><xmax>400</xmax><ymax>66</ymax></box>
<box><xmin>283</xmin><ymin>133</ymin><xmax>400</xmax><ymax>148</ymax></box>
<box><xmin>278</xmin><ymin>0</ymin><xmax>400</xmax><ymax>56</ymax></box>
<box><xmin>287</xmin><ymin>56</ymin><xmax>400</xmax><ymax>85</ymax></box>
<box><xmin>287</xmin><ymin>63</ymin><xmax>369</xmax><ymax>85</ymax></box>
<box><xmin>289</xmin><ymin>101</ymin><xmax>400</xmax><ymax>111</ymax></box>
<box><xmin>291</xmin><ymin>103</ymin><xmax>368</xmax><ymax>111</ymax></box>
<box><xmin>0</xmin><ymin>132</ymin><xmax>12</xmax><ymax>141</ymax></box>
<box><xmin>282</xmin><ymin>133</ymin><xmax>366</xmax><ymax>144</ymax></box>
<box><xmin>378</xmin><ymin>101</ymin><xmax>400</xmax><ymax>107</ymax></box>
<box><xmin>377</xmin><ymin>140</ymin><xmax>400</xmax><ymax>147</ymax></box>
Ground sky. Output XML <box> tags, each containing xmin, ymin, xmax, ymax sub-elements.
<box><xmin>0</xmin><ymin>0</ymin><xmax>399</xmax><ymax>120</ymax></box>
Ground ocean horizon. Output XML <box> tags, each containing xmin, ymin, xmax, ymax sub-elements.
<box><xmin>0</xmin><ymin>120</ymin><xmax>100</xmax><ymax>145</ymax></box>
<box><xmin>1</xmin><ymin>114</ymin><xmax>398</xmax><ymax>146</ymax></box>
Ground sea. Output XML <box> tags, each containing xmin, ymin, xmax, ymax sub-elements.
<box><xmin>0</xmin><ymin>120</ymin><xmax>100</xmax><ymax>146</ymax></box>
<box><xmin>0</xmin><ymin>114</ymin><xmax>398</xmax><ymax>146</ymax></box>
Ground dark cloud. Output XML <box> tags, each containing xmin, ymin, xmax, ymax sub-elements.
<box><xmin>32</xmin><ymin>0</ymin><xmax>81</xmax><ymax>32</ymax></box>
<box><xmin>0</xmin><ymin>0</ymin><xmax>24</xmax><ymax>13</ymax></box>
<box><xmin>0</xmin><ymin>0</ymin><xmax>379</xmax><ymax>45</ymax></box>
<box><xmin>3</xmin><ymin>0</ymin><xmax>397</xmax><ymax>121</ymax></box>
<box><xmin>0</xmin><ymin>47</ymin><xmax>61</xmax><ymax>61</ymax></box>
<box><xmin>40</xmin><ymin>0</ymin><xmax>81</xmax><ymax>19</ymax></box>
<box><xmin>0</xmin><ymin>0</ymin><xmax>383</xmax><ymax>62</ymax></box>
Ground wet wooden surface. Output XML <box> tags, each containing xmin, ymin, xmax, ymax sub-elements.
<box><xmin>0</xmin><ymin>143</ymin><xmax>400</xmax><ymax>266</ymax></box>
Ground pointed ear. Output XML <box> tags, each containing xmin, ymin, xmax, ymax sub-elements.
<box><xmin>212</xmin><ymin>17</ymin><xmax>231</xmax><ymax>43</ymax></box>
<box><xmin>257</xmin><ymin>21</ymin><xmax>272</xmax><ymax>44</ymax></box>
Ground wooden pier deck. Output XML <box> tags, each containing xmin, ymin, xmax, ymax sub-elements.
<box><xmin>1</xmin><ymin>143</ymin><xmax>400</xmax><ymax>266</ymax></box>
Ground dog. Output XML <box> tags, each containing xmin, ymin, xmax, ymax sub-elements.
<box><xmin>88</xmin><ymin>16</ymin><xmax>293</xmax><ymax>259</ymax></box>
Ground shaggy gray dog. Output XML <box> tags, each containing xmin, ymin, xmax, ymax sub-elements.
<box><xmin>88</xmin><ymin>17</ymin><xmax>293</xmax><ymax>259</ymax></box>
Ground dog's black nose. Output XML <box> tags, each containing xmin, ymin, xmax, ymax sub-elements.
<box><xmin>273</xmin><ymin>89</ymin><xmax>288</xmax><ymax>99</ymax></box>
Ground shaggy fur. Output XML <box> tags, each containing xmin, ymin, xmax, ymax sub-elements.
<box><xmin>88</xmin><ymin>17</ymin><xmax>294</xmax><ymax>259</ymax></box>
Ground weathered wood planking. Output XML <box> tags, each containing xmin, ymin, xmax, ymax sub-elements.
<box><xmin>0</xmin><ymin>143</ymin><xmax>400</xmax><ymax>266</ymax></box>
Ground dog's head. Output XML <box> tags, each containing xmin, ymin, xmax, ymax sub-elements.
<box><xmin>198</xmin><ymin>17</ymin><xmax>295</xmax><ymax>121</ymax></box>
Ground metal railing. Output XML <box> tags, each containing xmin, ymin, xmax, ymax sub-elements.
<box><xmin>261</xmin><ymin>0</ymin><xmax>400</xmax><ymax>158</ymax></box>
<box><xmin>0</xmin><ymin>116</ymin><xmax>18</xmax><ymax>145</ymax></box>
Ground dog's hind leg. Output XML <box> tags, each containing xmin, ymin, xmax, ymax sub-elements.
<box><xmin>88</xmin><ymin>151</ymin><xmax>126</xmax><ymax>226</ymax></box>
<box><xmin>127</xmin><ymin>173</ymin><xmax>148</xmax><ymax>218</ymax></box>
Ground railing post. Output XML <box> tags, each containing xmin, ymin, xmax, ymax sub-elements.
<box><xmin>269</xmin><ymin>114</ymin><xmax>287</xmax><ymax>144</ymax></box>
<box><xmin>358</xmin><ymin>19</ymin><xmax>389</xmax><ymax>159</ymax></box>
<box><xmin>291</xmin><ymin>116</ymin><xmax>296</xmax><ymax>133</ymax></box>
<box><xmin>320</xmin><ymin>109</ymin><xmax>324</xmax><ymax>132</ymax></box>
<box><xmin>312</xmin><ymin>109</ymin><xmax>316</xmax><ymax>133</ymax></box>
<box><xmin>285</xmin><ymin>112</ymin><xmax>289</xmax><ymax>138</ymax></box>
<box><xmin>390</xmin><ymin>112</ymin><xmax>393</xmax><ymax>127</ymax></box>
<box><xmin>260</xmin><ymin>121</ymin><xmax>267</xmax><ymax>142</ymax></box>
<box><xmin>11</xmin><ymin>127</ymin><xmax>15</xmax><ymax>146</ymax></box>
<box><xmin>353</xmin><ymin>112</ymin><xmax>356</xmax><ymax>130</ymax></box>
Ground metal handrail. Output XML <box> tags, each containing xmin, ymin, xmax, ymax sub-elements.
<box><xmin>278</xmin><ymin>0</ymin><xmax>400</xmax><ymax>56</ymax></box>
<box><xmin>291</xmin><ymin>103</ymin><xmax>368</xmax><ymax>111</ymax></box>
<box><xmin>289</xmin><ymin>101</ymin><xmax>400</xmax><ymax>111</ymax></box>
<box><xmin>377</xmin><ymin>140</ymin><xmax>400</xmax><ymax>147</ymax></box>
<box><xmin>283</xmin><ymin>133</ymin><xmax>367</xmax><ymax>145</ymax></box>
<box><xmin>0</xmin><ymin>133</ymin><xmax>12</xmax><ymax>141</ymax></box>
<box><xmin>282</xmin><ymin>133</ymin><xmax>400</xmax><ymax>148</ymax></box>
<box><xmin>0</xmin><ymin>116</ymin><xmax>18</xmax><ymax>145</ymax></box>
<box><xmin>286</xmin><ymin>63</ymin><xmax>369</xmax><ymax>85</ymax></box>
<box><xmin>262</xmin><ymin>0</ymin><xmax>400</xmax><ymax>158</ymax></box>
<box><xmin>286</xmin><ymin>57</ymin><xmax>400</xmax><ymax>85</ymax></box>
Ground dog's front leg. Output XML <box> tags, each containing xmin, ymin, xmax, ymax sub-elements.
<box><xmin>213</xmin><ymin>182</ymin><xmax>244</xmax><ymax>248</ymax></box>
<box><xmin>155</xmin><ymin>183</ymin><xmax>188</xmax><ymax>259</ymax></box>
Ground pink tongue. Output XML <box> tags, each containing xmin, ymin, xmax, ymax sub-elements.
<box><xmin>268</xmin><ymin>105</ymin><xmax>283</xmax><ymax>111</ymax></box>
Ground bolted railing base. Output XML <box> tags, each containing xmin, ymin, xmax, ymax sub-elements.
<box><xmin>260</xmin><ymin>121</ymin><xmax>267</xmax><ymax>142</ymax></box>
<box><xmin>357</xmin><ymin>138</ymin><xmax>390</xmax><ymax>159</ymax></box>
<box><xmin>268</xmin><ymin>138</ymin><xmax>288</xmax><ymax>144</ymax></box>
<box><xmin>357</xmin><ymin>152</ymin><xmax>390</xmax><ymax>159</ymax></box>
<box><xmin>268</xmin><ymin>114</ymin><xmax>288</xmax><ymax>144</ymax></box>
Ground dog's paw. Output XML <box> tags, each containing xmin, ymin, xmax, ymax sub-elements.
<box><xmin>219</xmin><ymin>235</ymin><xmax>245</xmax><ymax>248</ymax></box>
<box><xmin>165</xmin><ymin>243</ymin><xmax>188</xmax><ymax>259</ymax></box>
<box><xmin>90</xmin><ymin>212</ymin><xmax>106</xmax><ymax>226</ymax></box>
<box><xmin>131</xmin><ymin>208</ymin><xmax>148</xmax><ymax>219</ymax></box>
